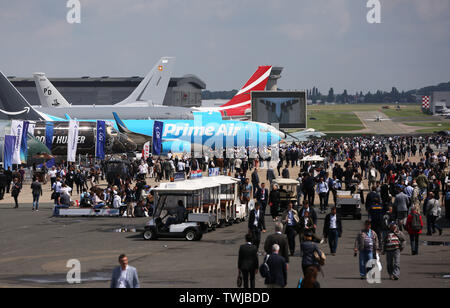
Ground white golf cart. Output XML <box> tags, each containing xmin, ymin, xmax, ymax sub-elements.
<box><xmin>272</xmin><ymin>178</ymin><xmax>300</xmax><ymax>214</ymax></box>
<box><xmin>209</xmin><ymin>176</ymin><xmax>247</xmax><ymax>225</ymax></box>
<box><xmin>143</xmin><ymin>180</ymin><xmax>217</xmax><ymax>241</ymax></box>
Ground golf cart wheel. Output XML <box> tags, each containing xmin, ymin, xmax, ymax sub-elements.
<box><xmin>185</xmin><ymin>230</ymin><xmax>197</xmax><ymax>241</ymax></box>
<box><xmin>143</xmin><ymin>229</ymin><xmax>156</xmax><ymax>241</ymax></box>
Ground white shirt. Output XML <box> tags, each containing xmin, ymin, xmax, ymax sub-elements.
<box><xmin>48</xmin><ymin>170</ymin><xmax>57</xmax><ymax>178</ymax></box>
<box><xmin>330</xmin><ymin>214</ymin><xmax>337</xmax><ymax>229</ymax></box>
<box><xmin>254</xmin><ymin>210</ymin><xmax>260</xmax><ymax>227</ymax></box>
<box><xmin>118</xmin><ymin>266</ymin><xmax>129</xmax><ymax>288</ymax></box>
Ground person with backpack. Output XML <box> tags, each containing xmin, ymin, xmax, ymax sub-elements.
<box><xmin>262</xmin><ymin>244</ymin><xmax>287</xmax><ymax>288</ymax></box>
<box><xmin>382</xmin><ymin>223</ymin><xmax>405</xmax><ymax>280</ymax></box>
<box><xmin>405</xmin><ymin>208</ymin><xmax>424</xmax><ymax>255</ymax></box>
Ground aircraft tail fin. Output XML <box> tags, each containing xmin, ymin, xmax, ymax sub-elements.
<box><xmin>33</xmin><ymin>73</ymin><xmax>71</xmax><ymax>108</ymax></box>
<box><xmin>0</xmin><ymin>71</ymin><xmax>48</xmax><ymax>121</ymax></box>
<box><xmin>218</xmin><ymin>66</ymin><xmax>272</xmax><ymax>117</ymax></box>
<box><xmin>116</xmin><ymin>57</ymin><xmax>176</xmax><ymax>106</ymax></box>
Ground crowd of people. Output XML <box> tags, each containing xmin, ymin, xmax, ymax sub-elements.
<box><xmin>0</xmin><ymin>134</ymin><xmax>448</xmax><ymax>288</ymax></box>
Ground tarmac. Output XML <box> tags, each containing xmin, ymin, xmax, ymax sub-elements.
<box><xmin>0</xmin><ymin>167</ymin><xmax>449</xmax><ymax>288</ymax></box>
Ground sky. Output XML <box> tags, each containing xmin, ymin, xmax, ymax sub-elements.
<box><xmin>0</xmin><ymin>0</ymin><xmax>449</xmax><ymax>93</ymax></box>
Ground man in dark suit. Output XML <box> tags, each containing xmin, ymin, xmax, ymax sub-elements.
<box><xmin>238</xmin><ymin>234</ymin><xmax>259</xmax><ymax>288</ymax></box>
<box><xmin>264</xmin><ymin>244</ymin><xmax>288</xmax><ymax>288</ymax></box>
<box><xmin>280</xmin><ymin>202</ymin><xmax>300</xmax><ymax>256</ymax></box>
<box><xmin>248</xmin><ymin>202</ymin><xmax>266</xmax><ymax>250</ymax></box>
<box><xmin>298</xmin><ymin>201</ymin><xmax>318</xmax><ymax>226</ymax></box>
<box><xmin>323</xmin><ymin>206</ymin><xmax>343</xmax><ymax>255</ymax></box>
<box><xmin>251</xmin><ymin>169</ymin><xmax>260</xmax><ymax>196</ymax></box>
<box><xmin>264</xmin><ymin>222</ymin><xmax>290</xmax><ymax>263</ymax></box>
<box><xmin>255</xmin><ymin>183</ymin><xmax>269</xmax><ymax>216</ymax></box>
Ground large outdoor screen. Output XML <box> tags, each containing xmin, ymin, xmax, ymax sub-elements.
<box><xmin>251</xmin><ymin>91</ymin><xmax>307</xmax><ymax>129</ymax></box>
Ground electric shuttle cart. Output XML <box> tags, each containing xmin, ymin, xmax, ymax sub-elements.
<box><xmin>143</xmin><ymin>180</ymin><xmax>217</xmax><ymax>241</ymax></box>
<box><xmin>336</xmin><ymin>190</ymin><xmax>362</xmax><ymax>220</ymax></box>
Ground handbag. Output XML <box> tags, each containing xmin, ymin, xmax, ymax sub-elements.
<box><xmin>237</xmin><ymin>272</ymin><xmax>243</xmax><ymax>288</ymax></box>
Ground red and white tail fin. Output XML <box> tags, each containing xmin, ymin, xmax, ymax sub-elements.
<box><xmin>219</xmin><ymin>66</ymin><xmax>272</xmax><ymax>117</ymax></box>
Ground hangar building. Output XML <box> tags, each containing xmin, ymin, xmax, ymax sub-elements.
<box><xmin>8</xmin><ymin>75</ymin><xmax>206</xmax><ymax>108</ymax></box>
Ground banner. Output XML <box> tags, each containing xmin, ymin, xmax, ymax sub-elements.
<box><xmin>96</xmin><ymin>120</ymin><xmax>106</xmax><ymax>160</ymax></box>
<box><xmin>10</xmin><ymin>120</ymin><xmax>24</xmax><ymax>165</ymax></box>
<box><xmin>45</xmin><ymin>122</ymin><xmax>54</xmax><ymax>150</ymax></box>
<box><xmin>67</xmin><ymin>120</ymin><xmax>79</xmax><ymax>162</ymax></box>
<box><xmin>208</xmin><ymin>167</ymin><xmax>220</xmax><ymax>177</ymax></box>
<box><xmin>152</xmin><ymin>121</ymin><xmax>164</xmax><ymax>155</ymax></box>
<box><xmin>28</xmin><ymin>123</ymin><xmax>36</xmax><ymax>137</ymax></box>
<box><xmin>3</xmin><ymin>135</ymin><xmax>16</xmax><ymax>170</ymax></box>
<box><xmin>142</xmin><ymin>141</ymin><xmax>151</xmax><ymax>160</ymax></box>
<box><xmin>20</xmin><ymin>121</ymin><xmax>29</xmax><ymax>163</ymax></box>
<box><xmin>190</xmin><ymin>170</ymin><xmax>203</xmax><ymax>179</ymax></box>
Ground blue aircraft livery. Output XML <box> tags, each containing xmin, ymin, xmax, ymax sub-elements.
<box><xmin>115</xmin><ymin>112</ymin><xmax>285</xmax><ymax>154</ymax></box>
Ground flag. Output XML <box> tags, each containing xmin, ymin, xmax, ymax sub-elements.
<box><xmin>45</xmin><ymin>122</ymin><xmax>54</xmax><ymax>150</ymax></box>
<box><xmin>20</xmin><ymin>121</ymin><xmax>29</xmax><ymax>163</ymax></box>
<box><xmin>10</xmin><ymin>120</ymin><xmax>24</xmax><ymax>165</ymax></box>
<box><xmin>142</xmin><ymin>141</ymin><xmax>151</xmax><ymax>160</ymax></box>
<box><xmin>96</xmin><ymin>120</ymin><xmax>106</xmax><ymax>160</ymax></box>
<box><xmin>152</xmin><ymin>121</ymin><xmax>163</xmax><ymax>155</ymax></box>
<box><xmin>67</xmin><ymin>120</ymin><xmax>79</xmax><ymax>162</ymax></box>
<box><xmin>3</xmin><ymin>135</ymin><xmax>16</xmax><ymax>170</ymax></box>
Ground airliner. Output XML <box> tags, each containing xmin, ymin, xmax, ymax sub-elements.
<box><xmin>33</xmin><ymin>60</ymin><xmax>272</xmax><ymax>121</ymax></box>
<box><xmin>0</xmin><ymin>70</ymin><xmax>285</xmax><ymax>155</ymax></box>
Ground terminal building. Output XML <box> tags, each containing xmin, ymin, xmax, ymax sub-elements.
<box><xmin>9</xmin><ymin>74</ymin><xmax>206</xmax><ymax>108</ymax></box>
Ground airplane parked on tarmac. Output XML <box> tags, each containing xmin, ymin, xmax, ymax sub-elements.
<box><xmin>32</xmin><ymin>61</ymin><xmax>272</xmax><ymax>121</ymax></box>
<box><xmin>0</xmin><ymin>70</ymin><xmax>284</xmax><ymax>155</ymax></box>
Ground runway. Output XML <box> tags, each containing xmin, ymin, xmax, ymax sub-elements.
<box><xmin>354</xmin><ymin>111</ymin><xmax>420</xmax><ymax>135</ymax></box>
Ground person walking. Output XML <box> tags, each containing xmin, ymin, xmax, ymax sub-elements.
<box><xmin>110</xmin><ymin>254</ymin><xmax>140</xmax><ymax>288</ymax></box>
<box><xmin>238</xmin><ymin>234</ymin><xmax>259</xmax><ymax>289</ymax></box>
<box><xmin>393</xmin><ymin>187</ymin><xmax>409</xmax><ymax>231</ymax></box>
<box><xmin>424</xmin><ymin>192</ymin><xmax>443</xmax><ymax>236</ymax></box>
<box><xmin>255</xmin><ymin>182</ymin><xmax>269</xmax><ymax>216</ymax></box>
<box><xmin>405</xmin><ymin>208</ymin><xmax>423</xmax><ymax>255</ymax></box>
<box><xmin>264</xmin><ymin>244</ymin><xmax>288</xmax><ymax>288</ymax></box>
<box><xmin>382</xmin><ymin>223</ymin><xmax>405</xmax><ymax>280</ymax></box>
<box><xmin>316</xmin><ymin>177</ymin><xmax>329</xmax><ymax>214</ymax></box>
<box><xmin>30</xmin><ymin>177</ymin><xmax>43</xmax><ymax>211</ymax></box>
<box><xmin>269</xmin><ymin>184</ymin><xmax>280</xmax><ymax>221</ymax></box>
<box><xmin>11</xmin><ymin>178</ymin><xmax>22</xmax><ymax>209</ymax></box>
<box><xmin>248</xmin><ymin>202</ymin><xmax>266</xmax><ymax>251</ymax></box>
<box><xmin>281</xmin><ymin>203</ymin><xmax>299</xmax><ymax>256</ymax></box>
<box><xmin>300</xmin><ymin>230</ymin><xmax>324</xmax><ymax>275</ymax></box>
<box><xmin>354</xmin><ymin>220</ymin><xmax>380</xmax><ymax>279</ymax></box>
<box><xmin>264</xmin><ymin>222</ymin><xmax>290</xmax><ymax>263</ymax></box>
<box><xmin>323</xmin><ymin>206</ymin><xmax>343</xmax><ymax>256</ymax></box>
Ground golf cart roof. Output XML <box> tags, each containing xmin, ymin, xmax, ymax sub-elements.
<box><xmin>207</xmin><ymin>176</ymin><xmax>240</xmax><ymax>185</ymax></box>
<box><xmin>273</xmin><ymin>178</ymin><xmax>300</xmax><ymax>185</ymax></box>
<box><xmin>154</xmin><ymin>179</ymin><xmax>220</xmax><ymax>193</ymax></box>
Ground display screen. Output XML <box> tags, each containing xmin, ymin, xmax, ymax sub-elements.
<box><xmin>251</xmin><ymin>91</ymin><xmax>307</xmax><ymax>129</ymax></box>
